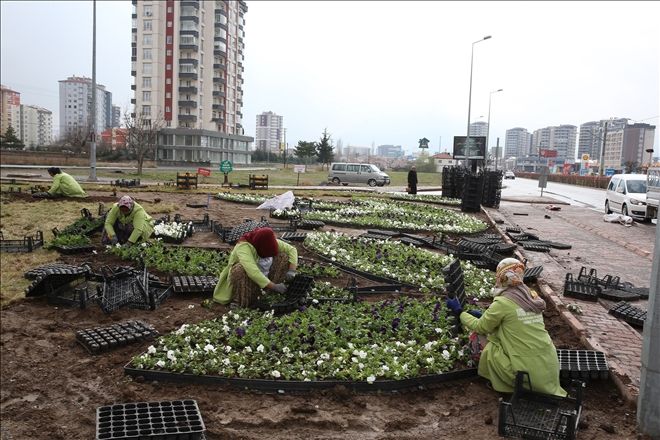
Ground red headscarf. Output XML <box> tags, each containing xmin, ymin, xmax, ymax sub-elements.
<box><xmin>239</xmin><ymin>227</ymin><xmax>278</xmax><ymax>257</ymax></box>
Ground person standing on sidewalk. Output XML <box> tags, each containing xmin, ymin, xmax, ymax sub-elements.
<box><xmin>446</xmin><ymin>258</ymin><xmax>566</xmax><ymax>396</ymax></box>
<box><xmin>407</xmin><ymin>165</ymin><xmax>418</xmax><ymax>195</ymax></box>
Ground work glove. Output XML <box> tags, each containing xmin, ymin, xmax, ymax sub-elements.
<box><xmin>271</xmin><ymin>283</ymin><xmax>288</xmax><ymax>294</ymax></box>
<box><xmin>467</xmin><ymin>309</ymin><xmax>483</xmax><ymax>318</ymax></box>
<box><xmin>110</xmin><ymin>236</ymin><xmax>119</xmax><ymax>245</ymax></box>
<box><xmin>285</xmin><ymin>270</ymin><xmax>297</xmax><ymax>282</ymax></box>
<box><xmin>445</xmin><ymin>297</ymin><xmax>463</xmax><ymax>316</ymax></box>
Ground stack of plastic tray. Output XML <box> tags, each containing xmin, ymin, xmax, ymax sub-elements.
<box><xmin>280</xmin><ymin>231</ymin><xmax>308</xmax><ymax>242</ymax></box>
<box><xmin>481</xmin><ymin>170</ymin><xmax>503</xmax><ymax>208</ymax></box>
<box><xmin>76</xmin><ymin>320</ymin><xmax>158</xmax><ymax>354</ymax></box>
<box><xmin>95</xmin><ymin>400</ymin><xmax>205</xmax><ymax>440</ymax></box>
<box><xmin>609</xmin><ymin>301</ymin><xmax>646</xmax><ymax>328</ymax></box>
<box><xmin>460</xmin><ymin>173</ymin><xmax>484</xmax><ymax>213</ymax></box>
<box><xmin>360</xmin><ymin>232</ymin><xmax>391</xmax><ymax>241</ymax></box>
<box><xmin>557</xmin><ymin>349</ymin><xmax>609</xmax><ymax>380</ymax></box>
<box><xmin>498</xmin><ymin>372</ymin><xmax>583</xmax><ymax>440</ymax></box>
<box><xmin>171</xmin><ymin>276</ymin><xmax>217</xmax><ymax>294</ymax></box>
<box><xmin>442</xmin><ymin>259</ymin><xmax>466</xmax><ymax>305</ymax></box>
<box><xmin>523</xmin><ymin>266</ymin><xmax>544</xmax><ymax>283</ymax></box>
<box><xmin>297</xmin><ymin>219</ymin><xmax>325</xmax><ymax>230</ymax></box>
<box><xmin>24</xmin><ymin>263</ymin><xmax>93</xmax><ymax>307</ymax></box>
<box><xmin>563</xmin><ymin>273</ymin><xmax>601</xmax><ymax>301</ymax></box>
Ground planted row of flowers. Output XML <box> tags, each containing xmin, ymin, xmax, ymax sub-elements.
<box><xmin>131</xmin><ymin>297</ymin><xmax>471</xmax><ymax>382</ymax></box>
<box><xmin>384</xmin><ymin>193</ymin><xmax>462</xmax><ymax>206</ymax></box>
<box><xmin>215</xmin><ymin>192</ymin><xmax>267</xmax><ymax>205</ymax></box>
<box><xmin>304</xmin><ymin>231</ymin><xmax>494</xmax><ymax>298</ymax></box>
<box><xmin>304</xmin><ymin>199</ymin><xmax>487</xmax><ymax>234</ymax></box>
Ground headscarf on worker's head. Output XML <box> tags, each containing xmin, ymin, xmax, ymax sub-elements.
<box><xmin>491</xmin><ymin>257</ymin><xmax>546</xmax><ymax>313</ymax></box>
<box><xmin>239</xmin><ymin>227</ymin><xmax>279</xmax><ymax>258</ymax></box>
<box><xmin>47</xmin><ymin>167</ymin><xmax>61</xmax><ymax>176</ymax></box>
<box><xmin>117</xmin><ymin>195</ymin><xmax>135</xmax><ymax>213</ymax></box>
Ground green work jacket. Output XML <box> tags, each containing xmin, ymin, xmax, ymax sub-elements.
<box><xmin>48</xmin><ymin>172</ymin><xmax>87</xmax><ymax>197</ymax></box>
<box><xmin>213</xmin><ymin>239</ymin><xmax>298</xmax><ymax>305</ymax></box>
<box><xmin>460</xmin><ymin>296</ymin><xmax>566</xmax><ymax>396</ymax></box>
<box><xmin>104</xmin><ymin>201</ymin><xmax>154</xmax><ymax>244</ymax></box>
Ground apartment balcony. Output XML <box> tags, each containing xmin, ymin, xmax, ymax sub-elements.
<box><xmin>131</xmin><ymin>56</ymin><xmax>137</xmax><ymax>62</ymax></box>
<box><xmin>212</xmin><ymin>77</ymin><xmax>226</xmax><ymax>84</ymax></box>
<box><xmin>179</xmin><ymin>44</ymin><xmax>199</xmax><ymax>51</ymax></box>
<box><xmin>131</xmin><ymin>85</ymin><xmax>136</xmax><ymax>90</ymax></box>
<box><xmin>181</xmin><ymin>0</ymin><xmax>199</xmax><ymax>8</ymax></box>
<box><xmin>179</xmin><ymin>58</ymin><xmax>199</xmax><ymax>66</ymax></box>
<box><xmin>178</xmin><ymin>86</ymin><xmax>198</xmax><ymax>94</ymax></box>
<box><xmin>179</xmin><ymin>72</ymin><xmax>198</xmax><ymax>79</ymax></box>
<box><xmin>180</xmin><ymin>30</ymin><xmax>199</xmax><ymax>38</ymax></box>
<box><xmin>178</xmin><ymin>100</ymin><xmax>198</xmax><ymax>108</ymax></box>
<box><xmin>132</xmin><ymin>13</ymin><xmax>137</xmax><ymax>19</ymax></box>
<box><xmin>236</xmin><ymin>111</ymin><xmax>243</xmax><ymax>117</ymax></box>
<box><xmin>178</xmin><ymin>114</ymin><xmax>197</xmax><ymax>122</ymax></box>
<box><xmin>212</xmin><ymin>90</ymin><xmax>226</xmax><ymax>97</ymax></box>
<box><xmin>214</xmin><ymin>36</ymin><xmax>227</xmax><ymax>43</ymax></box>
<box><xmin>132</xmin><ymin>27</ymin><xmax>137</xmax><ymax>33</ymax></box>
<box><xmin>213</xmin><ymin>49</ymin><xmax>226</xmax><ymax>56</ymax></box>
<box><xmin>212</xmin><ymin>103</ymin><xmax>225</xmax><ymax>111</ymax></box>
<box><xmin>237</xmin><ymin>99</ymin><xmax>243</xmax><ymax>106</ymax></box>
<box><xmin>131</xmin><ymin>42</ymin><xmax>137</xmax><ymax>48</ymax></box>
<box><xmin>131</xmin><ymin>0</ymin><xmax>136</xmax><ymax>5</ymax></box>
<box><xmin>131</xmin><ymin>70</ymin><xmax>136</xmax><ymax>77</ymax></box>
<box><xmin>213</xmin><ymin>63</ymin><xmax>226</xmax><ymax>70</ymax></box>
<box><xmin>181</xmin><ymin>16</ymin><xmax>199</xmax><ymax>24</ymax></box>
<box><xmin>211</xmin><ymin>117</ymin><xmax>225</xmax><ymax>124</ymax></box>
<box><xmin>130</xmin><ymin>98</ymin><xmax>136</xmax><ymax>104</ymax></box>
<box><xmin>214</xmin><ymin>22</ymin><xmax>227</xmax><ymax>30</ymax></box>
<box><xmin>131</xmin><ymin>112</ymin><xmax>136</xmax><ymax>118</ymax></box>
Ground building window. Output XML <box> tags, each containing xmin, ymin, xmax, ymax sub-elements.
<box><xmin>165</xmin><ymin>106</ymin><xmax>171</xmax><ymax>113</ymax></box>
<box><xmin>166</xmin><ymin>92</ymin><xmax>171</xmax><ymax>98</ymax></box>
<box><xmin>143</xmin><ymin>48</ymin><xmax>152</xmax><ymax>60</ymax></box>
<box><xmin>143</xmin><ymin>20</ymin><xmax>152</xmax><ymax>31</ymax></box>
<box><xmin>143</xmin><ymin>34</ymin><xmax>152</xmax><ymax>45</ymax></box>
<box><xmin>166</xmin><ymin>78</ymin><xmax>172</xmax><ymax>84</ymax></box>
<box><xmin>142</xmin><ymin>91</ymin><xmax>151</xmax><ymax>102</ymax></box>
<box><xmin>142</xmin><ymin>105</ymin><xmax>151</xmax><ymax>116</ymax></box>
<box><xmin>166</xmin><ymin>36</ymin><xmax>173</xmax><ymax>44</ymax></box>
<box><xmin>167</xmin><ymin>21</ymin><xmax>172</xmax><ymax>28</ymax></box>
<box><xmin>144</xmin><ymin>5</ymin><xmax>153</xmax><ymax>17</ymax></box>
<box><xmin>167</xmin><ymin>6</ymin><xmax>173</xmax><ymax>13</ymax></box>
<box><xmin>166</xmin><ymin>49</ymin><xmax>172</xmax><ymax>56</ymax></box>
<box><xmin>143</xmin><ymin>63</ymin><xmax>152</xmax><ymax>74</ymax></box>
<box><xmin>142</xmin><ymin>77</ymin><xmax>152</xmax><ymax>88</ymax></box>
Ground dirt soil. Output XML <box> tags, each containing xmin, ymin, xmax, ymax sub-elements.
<box><xmin>0</xmin><ymin>190</ymin><xmax>646</xmax><ymax>439</ymax></box>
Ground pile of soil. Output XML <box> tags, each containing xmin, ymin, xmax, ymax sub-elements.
<box><xmin>0</xmin><ymin>190</ymin><xmax>647</xmax><ymax>439</ymax></box>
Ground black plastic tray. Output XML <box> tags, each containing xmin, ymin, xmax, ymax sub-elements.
<box><xmin>563</xmin><ymin>273</ymin><xmax>601</xmax><ymax>301</ymax></box>
<box><xmin>280</xmin><ymin>231</ymin><xmax>308</xmax><ymax>242</ymax></box>
<box><xmin>523</xmin><ymin>266</ymin><xmax>544</xmax><ymax>283</ymax></box>
<box><xmin>254</xmin><ymin>275</ymin><xmax>314</xmax><ymax>314</ymax></box>
<box><xmin>51</xmin><ymin>244</ymin><xmax>96</xmax><ymax>254</ymax></box>
<box><xmin>77</xmin><ymin>320</ymin><xmax>158</xmax><ymax>355</ymax></box>
<box><xmin>608</xmin><ymin>301</ymin><xmax>646</xmax><ymax>328</ymax></box>
<box><xmin>171</xmin><ymin>276</ymin><xmax>217</xmax><ymax>295</ymax></box>
<box><xmin>557</xmin><ymin>349</ymin><xmax>609</xmax><ymax>380</ymax></box>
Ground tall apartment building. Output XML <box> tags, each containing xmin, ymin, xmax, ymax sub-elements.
<box><xmin>132</xmin><ymin>0</ymin><xmax>253</xmax><ymax>165</ymax></box>
<box><xmin>578</xmin><ymin>118</ymin><xmax>629</xmax><ymax>160</ymax></box>
<box><xmin>255</xmin><ymin>111</ymin><xmax>283</xmax><ymax>153</ymax></box>
<box><xmin>112</xmin><ymin>105</ymin><xmax>122</xmax><ymax>128</ymax></box>
<box><xmin>376</xmin><ymin>144</ymin><xmax>404</xmax><ymax>158</ymax></box>
<box><xmin>603</xmin><ymin>123</ymin><xmax>656</xmax><ymax>170</ymax></box>
<box><xmin>58</xmin><ymin>76</ymin><xmax>112</xmax><ymax>140</ymax></box>
<box><xmin>342</xmin><ymin>145</ymin><xmax>372</xmax><ymax>161</ymax></box>
<box><xmin>469</xmin><ymin>121</ymin><xmax>488</xmax><ymax>137</ymax></box>
<box><xmin>19</xmin><ymin>105</ymin><xmax>52</xmax><ymax>148</ymax></box>
<box><xmin>531</xmin><ymin>125</ymin><xmax>577</xmax><ymax>162</ymax></box>
<box><xmin>0</xmin><ymin>84</ymin><xmax>21</xmax><ymax>138</ymax></box>
<box><xmin>504</xmin><ymin>127</ymin><xmax>531</xmax><ymax>159</ymax></box>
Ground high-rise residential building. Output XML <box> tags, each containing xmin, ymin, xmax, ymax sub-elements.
<box><xmin>112</xmin><ymin>105</ymin><xmax>122</xmax><ymax>128</ymax></box>
<box><xmin>58</xmin><ymin>75</ymin><xmax>112</xmax><ymax>140</ymax></box>
<box><xmin>255</xmin><ymin>111</ymin><xmax>283</xmax><ymax>153</ymax></box>
<box><xmin>1</xmin><ymin>84</ymin><xmax>21</xmax><ymax>138</ymax></box>
<box><xmin>469</xmin><ymin>121</ymin><xmax>488</xmax><ymax>137</ymax></box>
<box><xmin>19</xmin><ymin>105</ymin><xmax>52</xmax><ymax>148</ymax></box>
<box><xmin>578</xmin><ymin>118</ymin><xmax>629</xmax><ymax>160</ymax></box>
<box><xmin>603</xmin><ymin>123</ymin><xmax>656</xmax><ymax>170</ymax></box>
<box><xmin>376</xmin><ymin>144</ymin><xmax>404</xmax><ymax>158</ymax></box>
<box><xmin>132</xmin><ymin>0</ymin><xmax>253</xmax><ymax>165</ymax></box>
<box><xmin>342</xmin><ymin>145</ymin><xmax>372</xmax><ymax>161</ymax></box>
<box><xmin>504</xmin><ymin>128</ymin><xmax>531</xmax><ymax>159</ymax></box>
<box><xmin>531</xmin><ymin>125</ymin><xmax>577</xmax><ymax>162</ymax></box>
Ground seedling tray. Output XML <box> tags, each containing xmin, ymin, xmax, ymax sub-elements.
<box><xmin>51</xmin><ymin>244</ymin><xmax>96</xmax><ymax>254</ymax></box>
<box><xmin>442</xmin><ymin>259</ymin><xmax>466</xmax><ymax>305</ymax></box>
<box><xmin>490</xmin><ymin>242</ymin><xmax>516</xmax><ymax>255</ymax></box>
<box><xmin>77</xmin><ymin>320</ymin><xmax>159</xmax><ymax>355</ymax></box>
<box><xmin>557</xmin><ymin>349</ymin><xmax>609</xmax><ymax>380</ymax></box>
<box><xmin>366</xmin><ymin>229</ymin><xmax>401</xmax><ymax>238</ymax></box>
<box><xmin>360</xmin><ymin>233</ymin><xmax>391</xmax><ymax>241</ymax></box>
<box><xmin>311</xmin><ymin>251</ymin><xmax>415</xmax><ymax>288</ymax></box>
<box><xmin>458</xmin><ymin>239</ymin><xmax>487</xmax><ymax>254</ymax></box>
<box><xmin>505</xmin><ymin>226</ymin><xmax>522</xmax><ymax>233</ymax></box>
<box><xmin>498</xmin><ymin>372</ymin><xmax>583</xmax><ymax>440</ymax></box>
<box><xmin>255</xmin><ymin>275</ymin><xmax>314</xmax><ymax>314</ymax></box>
<box><xmin>96</xmin><ymin>399</ymin><xmax>205</xmax><ymax>440</ymax></box>
<box><xmin>563</xmin><ymin>273</ymin><xmax>601</xmax><ymax>302</ymax></box>
<box><xmin>174</xmin><ymin>214</ymin><xmax>212</xmax><ymax>232</ymax></box>
<box><xmin>224</xmin><ymin>220</ymin><xmax>269</xmax><ymax>244</ymax></box>
<box><xmin>171</xmin><ymin>276</ymin><xmax>217</xmax><ymax>295</ymax></box>
<box><xmin>0</xmin><ymin>230</ymin><xmax>44</xmax><ymax>253</ymax></box>
<box><xmin>523</xmin><ymin>266</ymin><xmax>544</xmax><ymax>283</ymax></box>
<box><xmin>24</xmin><ymin>263</ymin><xmax>93</xmax><ymax>297</ymax></box>
<box><xmin>608</xmin><ymin>301</ymin><xmax>646</xmax><ymax>328</ymax></box>
<box><xmin>399</xmin><ymin>237</ymin><xmax>425</xmax><ymax>247</ymax></box>
<box><xmin>599</xmin><ymin>288</ymin><xmax>641</xmax><ymax>302</ymax></box>
<box><xmin>297</xmin><ymin>220</ymin><xmax>325</xmax><ymax>230</ymax></box>
<box><xmin>186</xmin><ymin>203</ymin><xmax>209</xmax><ymax>208</ymax></box>
<box><xmin>352</xmin><ymin>284</ymin><xmax>404</xmax><ymax>294</ymax></box>
<box><xmin>280</xmin><ymin>231</ymin><xmax>308</xmax><ymax>242</ymax></box>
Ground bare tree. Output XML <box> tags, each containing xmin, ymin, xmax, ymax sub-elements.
<box><xmin>59</xmin><ymin>126</ymin><xmax>91</xmax><ymax>154</ymax></box>
<box><xmin>124</xmin><ymin>111</ymin><xmax>165</xmax><ymax>175</ymax></box>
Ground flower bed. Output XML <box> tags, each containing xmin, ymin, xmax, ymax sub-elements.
<box><xmin>304</xmin><ymin>232</ymin><xmax>494</xmax><ymax>297</ymax></box>
<box><xmin>129</xmin><ymin>297</ymin><xmax>474</xmax><ymax>384</ymax></box>
<box><xmin>386</xmin><ymin>193</ymin><xmax>462</xmax><ymax>206</ymax></box>
<box><xmin>215</xmin><ymin>193</ymin><xmax>268</xmax><ymax>205</ymax></box>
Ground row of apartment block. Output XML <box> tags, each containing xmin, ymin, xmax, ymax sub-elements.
<box><xmin>1</xmin><ymin>84</ymin><xmax>53</xmax><ymax>148</ymax></box>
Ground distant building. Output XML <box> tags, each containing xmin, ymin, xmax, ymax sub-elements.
<box><xmin>432</xmin><ymin>152</ymin><xmax>458</xmax><ymax>172</ymax></box>
<box><xmin>531</xmin><ymin>124</ymin><xmax>577</xmax><ymax>162</ymax></box>
<box><xmin>0</xmin><ymin>84</ymin><xmax>21</xmax><ymax>138</ymax></box>
<box><xmin>342</xmin><ymin>145</ymin><xmax>372</xmax><ymax>161</ymax></box>
<box><xmin>504</xmin><ymin>127</ymin><xmax>531</xmax><ymax>159</ymax></box>
<box><xmin>19</xmin><ymin>105</ymin><xmax>52</xmax><ymax>148</ymax></box>
<box><xmin>100</xmin><ymin>127</ymin><xmax>128</xmax><ymax>150</ymax></box>
<box><xmin>255</xmin><ymin>111</ymin><xmax>283</xmax><ymax>153</ymax></box>
<box><xmin>112</xmin><ymin>105</ymin><xmax>122</xmax><ymax>128</ymax></box>
<box><xmin>603</xmin><ymin>123</ymin><xmax>656</xmax><ymax>171</ymax></box>
<box><xmin>58</xmin><ymin>75</ymin><xmax>112</xmax><ymax>139</ymax></box>
<box><xmin>376</xmin><ymin>144</ymin><xmax>404</xmax><ymax>158</ymax></box>
<box><xmin>469</xmin><ymin>121</ymin><xmax>488</xmax><ymax>137</ymax></box>
<box><xmin>578</xmin><ymin>118</ymin><xmax>628</xmax><ymax>160</ymax></box>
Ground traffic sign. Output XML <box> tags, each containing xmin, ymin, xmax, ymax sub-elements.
<box><xmin>219</xmin><ymin>160</ymin><xmax>233</xmax><ymax>173</ymax></box>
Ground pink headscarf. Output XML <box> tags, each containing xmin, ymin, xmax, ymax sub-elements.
<box><xmin>118</xmin><ymin>196</ymin><xmax>134</xmax><ymax>211</ymax></box>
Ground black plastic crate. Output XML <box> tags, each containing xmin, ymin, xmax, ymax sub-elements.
<box><xmin>224</xmin><ymin>220</ymin><xmax>269</xmax><ymax>244</ymax></box>
<box><xmin>171</xmin><ymin>276</ymin><xmax>217</xmax><ymax>294</ymax></box>
<box><xmin>505</xmin><ymin>226</ymin><xmax>522</xmax><ymax>234</ymax></box>
<box><xmin>521</xmin><ymin>242</ymin><xmax>551</xmax><ymax>253</ymax></box>
<box><xmin>255</xmin><ymin>275</ymin><xmax>314</xmax><ymax>314</ymax></box>
<box><xmin>563</xmin><ymin>273</ymin><xmax>601</xmax><ymax>302</ymax></box>
<box><xmin>297</xmin><ymin>220</ymin><xmax>325</xmax><ymax>230</ymax></box>
<box><xmin>556</xmin><ymin>349</ymin><xmax>609</xmax><ymax>380</ymax></box>
<box><xmin>96</xmin><ymin>399</ymin><xmax>206</xmax><ymax>440</ymax></box>
<box><xmin>366</xmin><ymin>229</ymin><xmax>401</xmax><ymax>238</ymax></box>
<box><xmin>77</xmin><ymin>320</ymin><xmax>159</xmax><ymax>355</ymax></box>
<box><xmin>599</xmin><ymin>288</ymin><xmax>641</xmax><ymax>302</ymax></box>
<box><xmin>99</xmin><ymin>275</ymin><xmax>147</xmax><ymax>313</ymax></box>
<box><xmin>280</xmin><ymin>231</ymin><xmax>308</xmax><ymax>242</ymax></box>
<box><xmin>442</xmin><ymin>259</ymin><xmax>466</xmax><ymax>305</ymax></box>
<box><xmin>608</xmin><ymin>301</ymin><xmax>646</xmax><ymax>328</ymax></box>
<box><xmin>174</xmin><ymin>213</ymin><xmax>213</xmax><ymax>233</ymax></box>
<box><xmin>523</xmin><ymin>266</ymin><xmax>544</xmax><ymax>283</ymax></box>
<box><xmin>0</xmin><ymin>230</ymin><xmax>44</xmax><ymax>253</ymax></box>
<box><xmin>498</xmin><ymin>372</ymin><xmax>583</xmax><ymax>440</ymax></box>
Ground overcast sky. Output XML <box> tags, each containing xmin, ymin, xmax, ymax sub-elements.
<box><xmin>2</xmin><ymin>1</ymin><xmax>658</xmax><ymax>157</ymax></box>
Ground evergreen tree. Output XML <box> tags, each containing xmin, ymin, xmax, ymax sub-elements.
<box><xmin>0</xmin><ymin>125</ymin><xmax>24</xmax><ymax>150</ymax></box>
<box><xmin>316</xmin><ymin>128</ymin><xmax>335</xmax><ymax>170</ymax></box>
<box><xmin>293</xmin><ymin>141</ymin><xmax>318</xmax><ymax>164</ymax></box>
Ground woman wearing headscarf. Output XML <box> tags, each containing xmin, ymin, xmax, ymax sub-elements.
<box><xmin>45</xmin><ymin>167</ymin><xmax>87</xmax><ymax>198</ymax></box>
<box><xmin>446</xmin><ymin>258</ymin><xmax>566</xmax><ymax>396</ymax></box>
<box><xmin>102</xmin><ymin>195</ymin><xmax>154</xmax><ymax>245</ymax></box>
<box><xmin>213</xmin><ymin>227</ymin><xmax>298</xmax><ymax>308</ymax></box>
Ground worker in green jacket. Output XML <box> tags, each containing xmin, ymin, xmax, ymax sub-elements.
<box><xmin>214</xmin><ymin>227</ymin><xmax>298</xmax><ymax>308</ymax></box>
<box><xmin>446</xmin><ymin>258</ymin><xmax>566</xmax><ymax>397</ymax></box>
<box><xmin>102</xmin><ymin>195</ymin><xmax>154</xmax><ymax>245</ymax></box>
<box><xmin>45</xmin><ymin>167</ymin><xmax>87</xmax><ymax>198</ymax></box>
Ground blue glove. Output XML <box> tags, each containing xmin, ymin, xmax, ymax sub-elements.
<box><xmin>467</xmin><ymin>309</ymin><xmax>483</xmax><ymax>318</ymax></box>
<box><xmin>445</xmin><ymin>297</ymin><xmax>463</xmax><ymax>316</ymax></box>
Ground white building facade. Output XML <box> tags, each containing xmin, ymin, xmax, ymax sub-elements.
<box><xmin>255</xmin><ymin>111</ymin><xmax>283</xmax><ymax>153</ymax></box>
<box><xmin>19</xmin><ymin>105</ymin><xmax>52</xmax><ymax>148</ymax></box>
<box><xmin>58</xmin><ymin>76</ymin><xmax>112</xmax><ymax>139</ymax></box>
<box><xmin>504</xmin><ymin>127</ymin><xmax>531</xmax><ymax>159</ymax></box>
<box><xmin>469</xmin><ymin>121</ymin><xmax>488</xmax><ymax>137</ymax></box>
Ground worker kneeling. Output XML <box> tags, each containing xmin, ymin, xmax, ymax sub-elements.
<box><xmin>102</xmin><ymin>195</ymin><xmax>154</xmax><ymax>245</ymax></box>
<box><xmin>213</xmin><ymin>227</ymin><xmax>298</xmax><ymax>308</ymax></box>
<box><xmin>33</xmin><ymin>167</ymin><xmax>87</xmax><ymax>198</ymax></box>
<box><xmin>446</xmin><ymin>258</ymin><xmax>566</xmax><ymax>396</ymax></box>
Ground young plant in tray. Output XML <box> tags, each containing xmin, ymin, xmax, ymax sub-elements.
<box><xmin>153</xmin><ymin>221</ymin><xmax>191</xmax><ymax>241</ymax></box>
<box><xmin>297</xmin><ymin>262</ymin><xmax>341</xmax><ymax>278</ymax></box>
<box><xmin>215</xmin><ymin>193</ymin><xmax>268</xmax><ymax>205</ymax></box>
<box><xmin>308</xmin><ymin>282</ymin><xmax>353</xmax><ymax>301</ymax></box>
<box><xmin>271</xmin><ymin>208</ymin><xmax>301</xmax><ymax>220</ymax></box>
<box><xmin>46</xmin><ymin>233</ymin><xmax>91</xmax><ymax>249</ymax></box>
<box><xmin>130</xmin><ymin>296</ymin><xmax>472</xmax><ymax>381</ymax></box>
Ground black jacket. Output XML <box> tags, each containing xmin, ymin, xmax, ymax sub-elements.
<box><xmin>408</xmin><ymin>170</ymin><xmax>418</xmax><ymax>186</ymax></box>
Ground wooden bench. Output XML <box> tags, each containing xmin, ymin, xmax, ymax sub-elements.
<box><xmin>176</xmin><ymin>172</ymin><xmax>198</xmax><ymax>190</ymax></box>
<box><xmin>249</xmin><ymin>174</ymin><xmax>269</xmax><ymax>190</ymax></box>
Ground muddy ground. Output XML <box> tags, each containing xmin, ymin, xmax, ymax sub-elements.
<box><xmin>0</xmin><ymin>190</ymin><xmax>646</xmax><ymax>439</ymax></box>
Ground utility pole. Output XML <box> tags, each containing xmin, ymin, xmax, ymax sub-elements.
<box><xmin>495</xmin><ymin>137</ymin><xmax>500</xmax><ymax>171</ymax></box>
<box><xmin>598</xmin><ymin>121</ymin><xmax>609</xmax><ymax>176</ymax></box>
<box><xmin>283</xmin><ymin>128</ymin><xmax>287</xmax><ymax>169</ymax></box>
<box><xmin>89</xmin><ymin>0</ymin><xmax>98</xmax><ymax>181</ymax></box>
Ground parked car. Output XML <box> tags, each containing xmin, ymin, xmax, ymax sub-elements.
<box><xmin>504</xmin><ymin>170</ymin><xmax>516</xmax><ymax>179</ymax></box>
<box><xmin>327</xmin><ymin>163</ymin><xmax>391</xmax><ymax>187</ymax></box>
<box><xmin>646</xmin><ymin>167</ymin><xmax>660</xmax><ymax>221</ymax></box>
<box><xmin>605</xmin><ymin>174</ymin><xmax>647</xmax><ymax>219</ymax></box>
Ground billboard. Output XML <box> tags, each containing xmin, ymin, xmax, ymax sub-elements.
<box><xmin>539</xmin><ymin>149</ymin><xmax>558</xmax><ymax>158</ymax></box>
<box><xmin>452</xmin><ymin>136</ymin><xmax>486</xmax><ymax>159</ymax></box>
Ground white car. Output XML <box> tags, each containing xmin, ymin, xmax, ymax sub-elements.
<box><xmin>504</xmin><ymin>171</ymin><xmax>515</xmax><ymax>180</ymax></box>
<box><xmin>605</xmin><ymin>174</ymin><xmax>647</xmax><ymax>219</ymax></box>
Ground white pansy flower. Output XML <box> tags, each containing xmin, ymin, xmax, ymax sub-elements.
<box><xmin>366</xmin><ymin>375</ymin><xmax>376</xmax><ymax>384</ymax></box>
<box><xmin>271</xmin><ymin>370</ymin><xmax>281</xmax><ymax>378</ymax></box>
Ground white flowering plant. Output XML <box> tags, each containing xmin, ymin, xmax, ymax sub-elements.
<box><xmin>153</xmin><ymin>221</ymin><xmax>192</xmax><ymax>243</ymax></box>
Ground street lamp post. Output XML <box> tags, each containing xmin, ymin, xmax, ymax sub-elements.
<box><xmin>465</xmin><ymin>35</ymin><xmax>492</xmax><ymax>171</ymax></box>
<box><xmin>486</xmin><ymin>88</ymin><xmax>503</xmax><ymax>168</ymax></box>
<box><xmin>646</xmin><ymin>148</ymin><xmax>654</xmax><ymax>168</ymax></box>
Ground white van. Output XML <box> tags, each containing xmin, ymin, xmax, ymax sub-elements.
<box><xmin>328</xmin><ymin>163</ymin><xmax>391</xmax><ymax>187</ymax></box>
<box><xmin>604</xmin><ymin>174</ymin><xmax>647</xmax><ymax>219</ymax></box>
<box><xmin>646</xmin><ymin>167</ymin><xmax>660</xmax><ymax>220</ymax></box>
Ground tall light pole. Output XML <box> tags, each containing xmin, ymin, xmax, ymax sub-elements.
<box><xmin>486</xmin><ymin>88</ymin><xmax>503</xmax><ymax>169</ymax></box>
<box><xmin>465</xmin><ymin>35</ymin><xmax>491</xmax><ymax>170</ymax></box>
<box><xmin>89</xmin><ymin>0</ymin><xmax>97</xmax><ymax>181</ymax></box>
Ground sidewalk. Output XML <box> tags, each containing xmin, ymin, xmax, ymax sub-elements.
<box><xmin>484</xmin><ymin>201</ymin><xmax>655</xmax><ymax>404</ymax></box>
